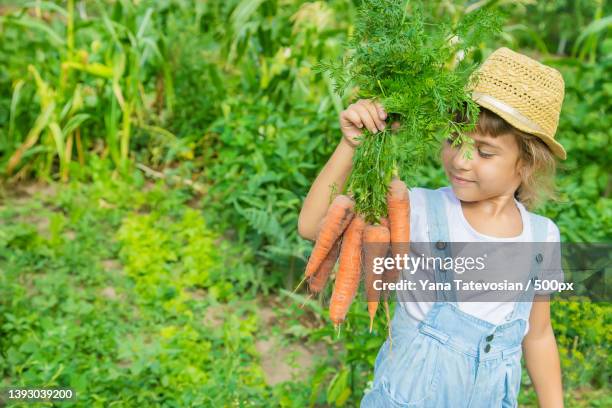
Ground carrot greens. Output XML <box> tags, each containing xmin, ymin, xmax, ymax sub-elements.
<box><xmin>317</xmin><ymin>0</ymin><xmax>503</xmax><ymax>223</ymax></box>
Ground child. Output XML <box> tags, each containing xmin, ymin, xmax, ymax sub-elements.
<box><xmin>298</xmin><ymin>48</ymin><xmax>566</xmax><ymax>407</ymax></box>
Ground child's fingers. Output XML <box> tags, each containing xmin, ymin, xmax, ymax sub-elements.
<box><xmin>360</xmin><ymin>100</ymin><xmax>386</xmax><ymax>131</ymax></box>
<box><xmin>342</xmin><ymin>109</ymin><xmax>364</xmax><ymax>129</ymax></box>
<box><xmin>374</xmin><ymin>102</ymin><xmax>387</xmax><ymax>121</ymax></box>
<box><xmin>354</xmin><ymin>104</ymin><xmax>380</xmax><ymax>134</ymax></box>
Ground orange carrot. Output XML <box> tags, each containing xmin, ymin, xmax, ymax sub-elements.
<box><xmin>304</xmin><ymin>195</ymin><xmax>355</xmax><ymax>278</ymax></box>
<box><xmin>329</xmin><ymin>215</ymin><xmax>366</xmax><ymax>326</ymax></box>
<box><xmin>380</xmin><ymin>217</ymin><xmax>389</xmax><ymax>228</ymax></box>
<box><xmin>387</xmin><ymin>178</ymin><xmax>411</xmax><ymax>255</ymax></box>
<box><xmin>384</xmin><ymin>178</ymin><xmax>410</xmax><ymax>300</ymax></box>
<box><xmin>387</xmin><ymin>178</ymin><xmax>410</xmax><ymax>289</ymax></box>
<box><xmin>384</xmin><ymin>178</ymin><xmax>411</xmax><ymax>345</ymax></box>
<box><xmin>308</xmin><ymin>238</ymin><xmax>341</xmax><ymax>293</ymax></box>
<box><xmin>363</xmin><ymin>223</ymin><xmax>390</xmax><ymax>332</ymax></box>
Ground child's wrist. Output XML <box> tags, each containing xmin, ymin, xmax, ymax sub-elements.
<box><xmin>341</xmin><ymin>133</ymin><xmax>358</xmax><ymax>149</ymax></box>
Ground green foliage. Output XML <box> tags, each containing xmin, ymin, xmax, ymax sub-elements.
<box><xmin>196</xmin><ymin>1</ymin><xmax>354</xmax><ymax>286</ymax></box>
<box><xmin>550</xmin><ymin>299</ymin><xmax>611</xmax><ymax>388</ymax></box>
<box><xmin>540</xmin><ymin>57</ymin><xmax>611</xmax><ymax>241</ymax></box>
<box><xmin>504</xmin><ymin>0</ymin><xmax>611</xmax><ymax>62</ymax></box>
<box><xmin>117</xmin><ymin>209</ymin><xmax>219</xmax><ymax>308</ymax></box>
<box><xmin>0</xmin><ymin>0</ymin><xmax>176</xmax><ymax>179</ymax></box>
<box><xmin>0</xmin><ymin>166</ymin><xmax>279</xmax><ymax>406</ymax></box>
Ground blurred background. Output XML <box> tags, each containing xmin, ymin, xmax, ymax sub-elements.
<box><xmin>0</xmin><ymin>0</ymin><xmax>610</xmax><ymax>406</ymax></box>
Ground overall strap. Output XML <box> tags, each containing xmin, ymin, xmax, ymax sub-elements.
<box><xmin>504</xmin><ymin>212</ymin><xmax>549</xmax><ymax>322</ymax></box>
<box><xmin>424</xmin><ymin>189</ymin><xmax>457</xmax><ymax>304</ymax></box>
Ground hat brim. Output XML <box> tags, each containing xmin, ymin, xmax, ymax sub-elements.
<box><xmin>475</xmin><ymin>99</ymin><xmax>567</xmax><ymax>160</ymax></box>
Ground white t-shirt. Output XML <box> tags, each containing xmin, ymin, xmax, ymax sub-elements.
<box><xmin>398</xmin><ymin>186</ymin><xmax>564</xmax><ymax>336</ymax></box>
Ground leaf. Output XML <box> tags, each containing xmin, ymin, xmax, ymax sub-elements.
<box><xmin>48</xmin><ymin>122</ymin><xmax>65</xmax><ymax>163</ymax></box>
<box><xmin>335</xmin><ymin>387</ymin><xmax>352</xmax><ymax>406</ymax></box>
<box><xmin>235</xmin><ymin>206</ymin><xmax>284</xmax><ymax>242</ymax></box>
<box><xmin>230</xmin><ymin>0</ymin><xmax>265</xmax><ymax>34</ymax></box>
<box><xmin>62</xmin><ymin>61</ymin><xmax>114</xmax><ymax>78</ymax></box>
<box><xmin>136</xmin><ymin>7</ymin><xmax>154</xmax><ymax>40</ymax></box>
<box><xmin>573</xmin><ymin>15</ymin><xmax>612</xmax><ymax>58</ymax></box>
<box><xmin>7</xmin><ymin>102</ymin><xmax>55</xmax><ymax>174</ymax></box>
<box><xmin>6</xmin><ymin>15</ymin><xmax>65</xmax><ymax>48</ymax></box>
<box><xmin>63</xmin><ymin>114</ymin><xmax>91</xmax><ymax>136</ymax></box>
<box><xmin>21</xmin><ymin>1</ymin><xmax>69</xmax><ymax>17</ymax></box>
<box><xmin>8</xmin><ymin>79</ymin><xmax>25</xmax><ymax>142</ymax></box>
<box><xmin>327</xmin><ymin>368</ymin><xmax>350</xmax><ymax>405</ymax></box>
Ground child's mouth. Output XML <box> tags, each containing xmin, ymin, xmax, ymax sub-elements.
<box><xmin>451</xmin><ymin>174</ymin><xmax>475</xmax><ymax>185</ymax></box>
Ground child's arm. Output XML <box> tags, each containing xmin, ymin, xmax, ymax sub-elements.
<box><xmin>522</xmin><ymin>295</ymin><xmax>564</xmax><ymax>408</ymax></box>
<box><xmin>298</xmin><ymin>99</ymin><xmax>389</xmax><ymax>241</ymax></box>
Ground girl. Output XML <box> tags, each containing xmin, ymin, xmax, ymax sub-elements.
<box><xmin>298</xmin><ymin>48</ymin><xmax>566</xmax><ymax>407</ymax></box>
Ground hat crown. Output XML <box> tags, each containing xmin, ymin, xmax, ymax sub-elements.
<box><xmin>470</xmin><ymin>47</ymin><xmax>567</xmax><ymax>159</ymax></box>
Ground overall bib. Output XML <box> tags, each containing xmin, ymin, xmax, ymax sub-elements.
<box><xmin>361</xmin><ymin>189</ymin><xmax>549</xmax><ymax>408</ymax></box>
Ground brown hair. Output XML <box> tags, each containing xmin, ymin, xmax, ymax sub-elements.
<box><xmin>452</xmin><ymin>106</ymin><xmax>559</xmax><ymax>211</ymax></box>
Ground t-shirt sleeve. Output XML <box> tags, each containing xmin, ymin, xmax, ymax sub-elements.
<box><xmin>535</xmin><ymin>220</ymin><xmax>565</xmax><ymax>296</ymax></box>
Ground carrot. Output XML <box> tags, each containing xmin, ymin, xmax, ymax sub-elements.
<box><xmin>363</xmin><ymin>223</ymin><xmax>390</xmax><ymax>332</ymax></box>
<box><xmin>304</xmin><ymin>195</ymin><xmax>355</xmax><ymax>278</ymax></box>
<box><xmin>384</xmin><ymin>178</ymin><xmax>410</xmax><ymax>297</ymax></box>
<box><xmin>387</xmin><ymin>178</ymin><xmax>411</xmax><ymax>255</ymax></box>
<box><xmin>308</xmin><ymin>238</ymin><xmax>341</xmax><ymax>294</ymax></box>
<box><xmin>384</xmin><ymin>178</ymin><xmax>410</xmax><ymax>347</ymax></box>
<box><xmin>329</xmin><ymin>215</ymin><xmax>366</xmax><ymax>326</ymax></box>
<box><xmin>380</xmin><ymin>217</ymin><xmax>389</xmax><ymax>228</ymax></box>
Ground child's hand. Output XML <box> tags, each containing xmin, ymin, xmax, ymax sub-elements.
<box><xmin>340</xmin><ymin>99</ymin><xmax>399</xmax><ymax>147</ymax></box>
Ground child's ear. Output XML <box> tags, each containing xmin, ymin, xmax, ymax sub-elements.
<box><xmin>515</xmin><ymin>157</ymin><xmax>524</xmax><ymax>175</ymax></box>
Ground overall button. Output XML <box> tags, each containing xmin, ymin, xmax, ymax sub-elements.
<box><xmin>436</xmin><ymin>241</ymin><xmax>447</xmax><ymax>250</ymax></box>
<box><xmin>486</xmin><ymin>334</ymin><xmax>494</xmax><ymax>342</ymax></box>
<box><xmin>484</xmin><ymin>344</ymin><xmax>491</xmax><ymax>353</ymax></box>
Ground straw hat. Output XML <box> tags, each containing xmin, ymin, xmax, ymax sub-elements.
<box><xmin>470</xmin><ymin>47</ymin><xmax>567</xmax><ymax>160</ymax></box>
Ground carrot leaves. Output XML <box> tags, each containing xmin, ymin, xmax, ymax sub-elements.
<box><xmin>317</xmin><ymin>0</ymin><xmax>503</xmax><ymax>222</ymax></box>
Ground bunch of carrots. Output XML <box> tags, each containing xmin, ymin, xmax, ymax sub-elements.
<box><xmin>303</xmin><ymin>178</ymin><xmax>410</xmax><ymax>332</ymax></box>
<box><xmin>301</xmin><ymin>0</ymin><xmax>501</xmax><ymax>333</ymax></box>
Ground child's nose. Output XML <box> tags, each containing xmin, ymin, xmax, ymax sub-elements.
<box><xmin>451</xmin><ymin>145</ymin><xmax>473</xmax><ymax>170</ymax></box>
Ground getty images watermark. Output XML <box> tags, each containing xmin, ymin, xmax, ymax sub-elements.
<box><xmin>361</xmin><ymin>242</ymin><xmax>610</xmax><ymax>302</ymax></box>
<box><xmin>371</xmin><ymin>252</ymin><xmax>571</xmax><ymax>292</ymax></box>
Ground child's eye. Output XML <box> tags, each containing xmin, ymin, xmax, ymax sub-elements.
<box><xmin>478</xmin><ymin>149</ymin><xmax>494</xmax><ymax>158</ymax></box>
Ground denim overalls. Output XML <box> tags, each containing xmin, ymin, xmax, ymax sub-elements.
<box><xmin>361</xmin><ymin>188</ymin><xmax>548</xmax><ymax>407</ymax></box>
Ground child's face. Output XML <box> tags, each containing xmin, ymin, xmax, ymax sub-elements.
<box><xmin>440</xmin><ymin>131</ymin><xmax>522</xmax><ymax>203</ymax></box>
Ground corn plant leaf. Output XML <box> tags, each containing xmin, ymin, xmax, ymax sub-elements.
<box><xmin>7</xmin><ymin>102</ymin><xmax>55</xmax><ymax>174</ymax></box>
<box><xmin>48</xmin><ymin>122</ymin><xmax>65</xmax><ymax>163</ymax></box>
<box><xmin>8</xmin><ymin>80</ymin><xmax>25</xmax><ymax>142</ymax></box>
<box><xmin>573</xmin><ymin>15</ymin><xmax>612</xmax><ymax>57</ymax></box>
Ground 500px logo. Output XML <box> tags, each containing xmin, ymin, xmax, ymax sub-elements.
<box><xmin>529</xmin><ymin>279</ymin><xmax>574</xmax><ymax>293</ymax></box>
